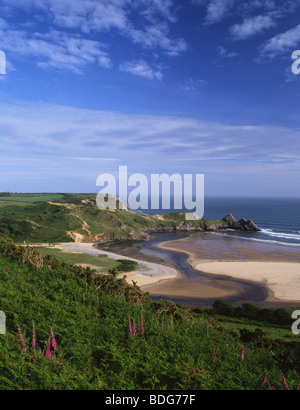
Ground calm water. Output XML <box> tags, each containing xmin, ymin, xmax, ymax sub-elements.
<box><xmin>141</xmin><ymin>197</ymin><xmax>300</xmax><ymax>247</ymax></box>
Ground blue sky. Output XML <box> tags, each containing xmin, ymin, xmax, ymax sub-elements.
<box><xmin>0</xmin><ymin>0</ymin><xmax>300</xmax><ymax>197</ymax></box>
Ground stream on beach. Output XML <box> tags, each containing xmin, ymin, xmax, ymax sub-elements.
<box><xmin>96</xmin><ymin>232</ymin><xmax>272</xmax><ymax>307</ymax></box>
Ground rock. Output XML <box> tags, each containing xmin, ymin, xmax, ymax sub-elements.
<box><xmin>223</xmin><ymin>213</ymin><xmax>238</xmax><ymax>228</ymax></box>
<box><xmin>223</xmin><ymin>214</ymin><xmax>260</xmax><ymax>231</ymax></box>
<box><xmin>238</xmin><ymin>218</ymin><xmax>260</xmax><ymax>231</ymax></box>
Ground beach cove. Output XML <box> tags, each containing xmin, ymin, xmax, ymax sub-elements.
<box><xmin>50</xmin><ymin>230</ymin><xmax>300</xmax><ymax>308</ymax></box>
<box><xmin>152</xmin><ymin>232</ymin><xmax>300</xmax><ymax>307</ymax></box>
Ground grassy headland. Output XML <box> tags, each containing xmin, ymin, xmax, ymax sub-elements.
<box><xmin>0</xmin><ymin>193</ymin><xmax>258</xmax><ymax>244</ymax></box>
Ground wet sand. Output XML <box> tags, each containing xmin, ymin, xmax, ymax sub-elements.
<box><xmin>154</xmin><ymin>233</ymin><xmax>300</xmax><ymax>306</ymax></box>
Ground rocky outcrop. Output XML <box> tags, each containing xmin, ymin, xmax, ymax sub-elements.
<box><xmin>223</xmin><ymin>214</ymin><xmax>260</xmax><ymax>231</ymax></box>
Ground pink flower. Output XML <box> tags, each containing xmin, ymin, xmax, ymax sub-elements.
<box><xmin>133</xmin><ymin>320</ymin><xmax>137</xmax><ymax>337</ymax></box>
<box><xmin>50</xmin><ymin>328</ymin><xmax>57</xmax><ymax>350</ymax></box>
<box><xmin>140</xmin><ymin>313</ymin><xmax>144</xmax><ymax>335</ymax></box>
<box><xmin>32</xmin><ymin>331</ymin><xmax>36</xmax><ymax>351</ymax></box>
<box><xmin>128</xmin><ymin>316</ymin><xmax>133</xmax><ymax>334</ymax></box>
<box><xmin>263</xmin><ymin>373</ymin><xmax>268</xmax><ymax>384</ymax></box>
<box><xmin>17</xmin><ymin>328</ymin><xmax>26</xmax><ymax>352</ymax></box>
<box><xmin>46</xmin><ymin>340</ymin><xmax>51</xmax><ymax>359</ymax></box>
<box><xmin>241</xmin><ymin>345</ymin><xmax>244</xmax><ymax>361</ymax></box>
<box><xmin>282</xmin><ymin>375</ymin><xmax>288</xmax><ymax>389</ymax></box>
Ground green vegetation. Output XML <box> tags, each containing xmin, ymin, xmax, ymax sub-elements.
<box><xmin>0</xmin><ymin>193</ymin><xmax>243</xmax><ymax>244</ymax></box>
<box><xmin>0</xmin><ymin>237</ymin><xmax>299</xmax><ymax>390</ymax></box>
<box><xmin>36</xmin><ymin>247</ymin><xmax>122</xmax><ymax>273</ymax></box>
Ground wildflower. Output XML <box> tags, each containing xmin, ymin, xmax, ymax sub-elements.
<box><xmin>140</xmin><ymin>313</ymin><xmax>144</xmax><ymax>335</ymax></box>
<box><xmin>32</xmin><ymin>331</ymin><xmax>36</xmax><ymax>351</ymax></box>
<box><xmin>46</xmin><ymin>340</ymin><xmax>51</xmax><ymax>359</ymax></box>
<box><xmin>17</xmin><ymin>328</ymin><xmax>26</xmax><ymax>353</ymax></box>
<box><xmin>133</xmin><ymin>320</ymin><xmax>137</xmax><ymax>337</ymax></box>
<box><xmin>50</xmin><ymin>328</ymin><xmax>57</xmax><ymax>350</ymax></box>
<box><xmin>282</xmin><ymin>375</ymin><xmax>288</xmax><ymax>390</ymax></box>
<box><xmin>128</xmin><ymin>315</ymin><xmax>132</xmax><ymax>334</ymax></box>
<box><xmin>241</xmin><ymin>345</ymin><xmax>244</xmax><ymax>361</ymax></box>
<box><xmin>263</xmin><ymin>373</ymin><xmax>268</xmax><ymax>384</ymax></box>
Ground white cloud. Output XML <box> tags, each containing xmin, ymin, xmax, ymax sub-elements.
<box><xmin>205</xmin><ymin>0</ymin><xmax>234</xmax><ymax>24</ymax></box>
<box><xmin>119</xmin><ymin>60</ymin><xmax>163</xmax><ymax>80</ymax></box>
<box><xmin>261</xmin><ymin>24</ymin><xmax>300</xmax><ymax>58</ymax></box>
<box><xmin>0</xmin><ymin>27</ymin><xmax>112</xmax><ymax>74</ymax></box>
<box><xmin>230</xmin><ymin>15</ymin><xmax>276</xmax><ymax>40</ymax></box>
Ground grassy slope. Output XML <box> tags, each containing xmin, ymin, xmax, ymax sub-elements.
<box><xmin>0</xmin><ymin>238</ymin><xmax>299</xmax><ymax>390</ymax></box>
<box><xmin>0</xmin><ymin>193</ymin><xmax>228</xmax><ymax>244</ymax></box>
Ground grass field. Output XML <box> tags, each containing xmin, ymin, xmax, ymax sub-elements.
<box><xmin>36</xmin><ymin>247</ymin><xmax>121</xmax><ymax>272</ymax></box>
<box><xmin>211</xmin><ymin>315</ymin><xmax>298</xmax><ymax>343</ymax></box>
<box><xmin>0</xmin><ymin>193</ymin><xmax>66</xmax><ymax>203</ymax></box>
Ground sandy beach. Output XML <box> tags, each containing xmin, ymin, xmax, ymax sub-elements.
<box><xmin>156</xmin><ymin>233</ymin><xmax>300</xmax><ymax>305</ymax></box>
<box><xmin>55</xmin><ymin>242</ymin><xmax>178</xmax><ymax>287</ymax></box>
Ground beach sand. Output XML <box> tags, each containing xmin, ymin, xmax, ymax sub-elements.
<box><xmin>55</xmin><ymin>242</ymin><xmax>178</xmax><ymax>287</ymax></box>
<box><xmin>156</xmin><ymin>233</ymin><xmax>300</xmax><ymax>304</ymax></box>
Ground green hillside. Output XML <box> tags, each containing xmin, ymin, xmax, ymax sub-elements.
<box><xmin>0</xmin><ymin>193</ymin><xmax>255</xmax><ymax>244</ymax></box>
<box><xmin>0</xmin><ymin>237</ymin><xmax>299</xmax><ymax>390</ymax></box>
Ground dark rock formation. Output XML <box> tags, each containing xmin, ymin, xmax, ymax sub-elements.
<box><xmin>223</xmin><ymin>214</ymin><xmax>260</xmax><ymax>231</ymax></box>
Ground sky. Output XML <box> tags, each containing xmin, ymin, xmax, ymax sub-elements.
<box><xmin>0</xmin><ymin>0</ymin><xmax>300</xmax><ymax>198</ymax></box>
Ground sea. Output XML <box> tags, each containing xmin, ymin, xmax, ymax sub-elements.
<box><xmin>139</xmin><ymin>197</ymin><xmax>300</xmax><ymax>248</ymax></box>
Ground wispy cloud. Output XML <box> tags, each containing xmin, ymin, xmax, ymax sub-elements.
<box><xmin>0</xmin><ymin>0</ymin><xmax>186</xmax><ymax>76</ymax></box>
<box><xmin>119</xmin><ymin>60</ymin><xmax>163</xmax><ymax>80</ymax></box>
<box><xmin>1</xmin><ymin>101</ymin><xmax>300</xmax><ymax>170</ymax></box>
<box><xmin>230</xmin><ymin>15</ymin><xmax>276</xmax><ymax>40</ymax></box>
<box><xmin>260</xmin><ymin>24</ymin><xmax>300</xmax><ymax>59</ymax></box>
<box><xmin>0</xmin><ymin>28</ymin><xmax>112</xmax><ymax>74</ymax></box>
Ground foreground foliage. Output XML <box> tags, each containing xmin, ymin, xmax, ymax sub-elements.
<box><xmin>0</xmin><ymin>237</ymin><xmax>299</xmax><ymax>390</ymax></box>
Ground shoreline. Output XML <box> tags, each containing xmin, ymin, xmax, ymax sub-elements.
<box><xmin>54</xmin><ymin>242</ymin><xmax>179</xmax><ymax>287</ymax></box>
<box><xmin>156</xmin><ymin>234</ymin><xmax>300</xmax><ymax>306</ymax></box>
<box><xmin>35</xmin><ymin>231</ymin><xmax>300</xmax><ymax>307</ymax></box>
